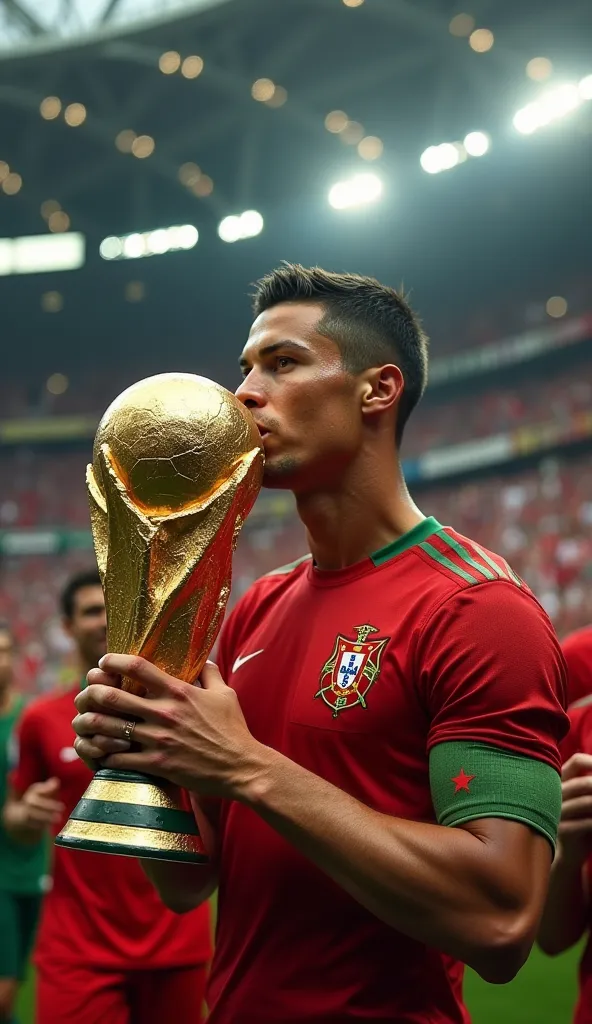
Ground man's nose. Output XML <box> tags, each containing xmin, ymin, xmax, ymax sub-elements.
<box><xmin>235</xmin><ymin>374</ymin><xmax>266</xmax><ymax>410</ymax></box>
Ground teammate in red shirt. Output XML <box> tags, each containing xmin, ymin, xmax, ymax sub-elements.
<box><xmin>4</xmin><ymin>570</ymin><xmax>211</xmax><ymax>1024</ymax></box>
<box><xmin>538</xmin><ymin>636</ymin><xmax>592</xmax><ymax>1024</ymax></box>
<box><xmin>74</xmin><ymin>266</ymin><xmax>567</xmax><ymax>1023</ymax></box>
<box><xmin>562</xmin><ymin>626</ymin><xmax>592</xmax><ymax>705</ymax></box>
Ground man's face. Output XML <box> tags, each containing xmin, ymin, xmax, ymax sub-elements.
<box><xmin>64</xmin><ymin>584</ymin><xmax>107</xmax><ymax>667</ymax></box>
<box><xmin>0</xmin><ymin>631</ymin><xmax>14</xmax><ymax>690</ymax></box>
<box><xmin>236</xmin><ymin>302</ymin><xmax>364</xmax><ymax>493</ymax></box>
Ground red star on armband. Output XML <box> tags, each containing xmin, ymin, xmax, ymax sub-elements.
<box><xmin>451</xmin><ymin>768</ymin><xmax>475</xmax><ymax>794</ymax></box>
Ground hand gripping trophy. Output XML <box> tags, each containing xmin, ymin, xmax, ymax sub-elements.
<box><xmin>56</xmin><ymin>373</ymin><xmax>263</xmax><ymax>862</ymax></box>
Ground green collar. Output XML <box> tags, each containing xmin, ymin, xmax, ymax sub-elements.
<box><xmin>371</xmin><ymin>516</ymin><xmax>442</xmax><ymax>566</ymax></box>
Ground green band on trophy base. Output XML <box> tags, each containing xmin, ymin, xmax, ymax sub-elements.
<box><xmin>55</xmin><ymin>767</ymin><xmax>208</xmax><ymax>864</ymax></box>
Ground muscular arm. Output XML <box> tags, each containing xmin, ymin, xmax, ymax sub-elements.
<box><xmin>237</xmin><ymin>747</ymin><xmax>550</xmax><ymax>984</ymax></box>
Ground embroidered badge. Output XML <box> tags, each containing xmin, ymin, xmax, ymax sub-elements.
<box><xmin>314</xmin><ymin>624</ymin><xmax>389</xmax><ymax>718</ymax></box>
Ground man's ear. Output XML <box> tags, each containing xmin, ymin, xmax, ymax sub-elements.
<box><xmin>360</xmin><ymin>364</ymin><xmax>404</xmax><ymax>418</ymax></box>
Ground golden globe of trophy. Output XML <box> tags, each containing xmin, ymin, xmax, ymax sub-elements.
<box><xmin>56</xmin><ymin>373</ymin><xmax>264</xmax><ymax>862</ymax></box>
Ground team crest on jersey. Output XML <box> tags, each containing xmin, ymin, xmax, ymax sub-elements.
<box><xmin>315</xmin><ymin>624</ymin><xmax>389</xmax><ymax>718</ymax></box>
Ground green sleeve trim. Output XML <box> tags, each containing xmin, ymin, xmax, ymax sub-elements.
<box><xmin>429</xmin><ymin>740</ymin><xmax>562</xmax><ymax>849</ymax></box>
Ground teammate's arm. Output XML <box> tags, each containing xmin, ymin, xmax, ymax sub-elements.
<box><xmin>2</xmin><ymin>707</ymin><xmax>64</xmax><ymax>844</ymax></box>
<box><xmin>3</xmin><ymin>779</ymin><xmax>63</xmax><ymax>844</ymax></box>
<box><xmin>538</xmin><ymin>752</ymin><xmax>592</xmax><ymax>955</ymax></box>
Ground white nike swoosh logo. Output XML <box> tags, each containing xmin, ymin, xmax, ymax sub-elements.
<box><xmin>232</xmin><ymin>649</ymin><xmax>264</xmax><ymax>673</ymax></box>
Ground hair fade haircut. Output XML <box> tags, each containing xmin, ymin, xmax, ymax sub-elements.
<box><xmin>61</xmin><ymin>569</ymin><xmax>102</xmax><ymax>621</ymax></box>
<box><xmin>252</xmin><ymin>263</ymin><xmax>429</xmax><ymax>443</ymax></box>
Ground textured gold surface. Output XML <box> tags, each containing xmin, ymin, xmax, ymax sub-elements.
<box><xmin>87</xmin><ymin>372</ymin><xmax>264</xmax><ymax>691</ymax></box>
<box><xmin>84</xmin><ymin>778</ymin><xmax>180</xmax><ymax>808</ymax></box>
<box><xmin>59</xmin><ymin>818</ymin><xmax>205</xmax><ymax>854</ymax></box>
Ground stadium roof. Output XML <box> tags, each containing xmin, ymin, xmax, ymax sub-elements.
<box><xmin>0</xmin><ymin>0</ymin><xmax>229</xmax><ymax>54</ymax></box>
<box><xmin>0</xmin><ymin>0</ymin><xmax>591</xmax><ymax>375</ymax></box>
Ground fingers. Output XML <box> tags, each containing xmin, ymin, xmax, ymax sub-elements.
<box><xmin>200</xmin><ymin>662</ymin><xmax>226</xmax><ymax>691</ymax></box>
<box><xmin>562</xmin><ymin>753</ymin><xmax>592</xmax><ymax>781</ymax></box>
<box><xmin>560</xmin><ymin>818</ymin><xmax>592</xmax><ymax>837</ymax></box>
<box><xmin>563</xmin><ymin>794</ymin><xmax>592</xmax><ymax>820</ymax></box>
<box><xmin>73</xmin><ymin>711</ymin><xmax>155</xmax><ymax>750</ymax></box>
<box><xmin>74</xmin><ymin>684</ymin><xmax>161</xmax><ymax>722</ymax></box>
<box><xmin>562</xmin><ymin>776</ymin><xmax>592</xmax><ymax>801</ymax></box>
<box><xmin>87</xmin><ymin>667</ymin><xmax>120</xmax><ymax>689</ymax></box>
<box><xmin>35</xmin><ymin>777</ymin><xmax>61</xmax><ymax>795</ymax></box>
<box><xmin>98</xmin><ymin>655</ymin><xmax>177</xmax><ymax>697</ymax></box>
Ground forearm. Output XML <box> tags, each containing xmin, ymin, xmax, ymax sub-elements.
<box><xmin>239</xmin><ymin>748</ymin><xmax>543</xmax><ymax>981</ymax></box>
<box><xmin>140</xmin><ymin>858</ymin><xmax>218</xmax><ymax>913</ymax></box>
<box><xmin>2</xmin><ymin>799</ymin><xmax>45</xmax><ymax>845</ymax></box>
<box><xmin>538</xmin><ymin>847</ymin><xmax>588</xmax><ymax>955</ymax></box>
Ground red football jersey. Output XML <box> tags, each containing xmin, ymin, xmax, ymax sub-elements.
<box><xmin>559</xmin><ymin>700</ymin><xmax>592</xmax><ymax>1024</ymax></box>
<box><xmin>11</xmin><ymin>686</ymin><xmax>212</xmax><ymax>971</ymax></box>
<box><xmin>207</xmin><ymin>516</ymin><xmax>567</xmax><ymax>1024</ymax></box>
<box><xmin>563</xmin><ymin>627</ymin><xmax>592</xmax><ymax>705</ymax></box>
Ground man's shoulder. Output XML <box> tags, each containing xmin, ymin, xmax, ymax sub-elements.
<box><xmin>20</xmin><ymin>685</ymin><xmax>78</xmax><ymax>725</ymax></box>
<box><xmin>562</xmin><ymin>625</ymin><xmax>592</xmax><ymax>659</ymax></box>
<box><xmin>234</xmin><ymin>553</ymin><xmax>311</xmax><ymax>611</ymax></box>
<box><xmin>408</xmin><ymin>524</ymin><xmax>534</xmax><ymax>611</ymax></box>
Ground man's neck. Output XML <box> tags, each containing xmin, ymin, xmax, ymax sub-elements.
<box><xmin>295</xmin><ymin>455</ymin><xmax>424</xmax><ymax>571</ymax></box>
<box><xmin>78</xmin><ymin>659</ymin><xmax>96</xmax><ymax>685</ymax></box>
<box><xmin>0</xmin><ymin>687</ymin><xmax>15</xmax><ymax>716</ymax></box>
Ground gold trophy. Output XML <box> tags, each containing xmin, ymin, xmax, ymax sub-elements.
<box><xmin>56</xmin><ymin>373</ymin><xmax>263</xmax><ymax>862</ymax></box>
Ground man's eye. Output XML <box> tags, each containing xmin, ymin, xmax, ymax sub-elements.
<box><xmin>276</xmin><ymin>356</ymin><xmax>294</xmax><ymax>369</ymax></box>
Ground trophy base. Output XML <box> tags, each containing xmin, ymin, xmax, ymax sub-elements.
<box><xmin>55</xmin><ymin>768</ymin><xmax>209</xmax><ymax>864</ymax></box>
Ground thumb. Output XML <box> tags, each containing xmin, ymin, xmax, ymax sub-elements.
<box><xmin>200</xmin><ymin>661</ymin><xmax>226</xmax><ymax>690</ymax></box>
<box><xmin>562</xmin><ymin>753</ymin><xmax>592</xmax><ymax>781</ymax></box>
<box><xmin>38</xmin><ymin>777</ymin><xmax>61</xmax><ymax>794</ymax></box>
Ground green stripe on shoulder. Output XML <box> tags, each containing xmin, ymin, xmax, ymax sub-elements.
<box><xmin>430</xmin><ymin>740</ymin><xmax>561</xmax><ymax>850</ymax></box>
<box><xmin>264</xmin><ymin>554</ymin><xmax>312</xmax><ymax>577</ymax></box>
<box><xmin>437</xmin><ymin>531</ymin><xmax>496</xmax><ymax>581</ymax></box>
<box><xmin>419</xmin><ymin>541</ymin><xmax>477</xmax><ymax>584</ymax></box>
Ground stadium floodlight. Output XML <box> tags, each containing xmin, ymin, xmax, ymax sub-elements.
<box><xmin>463</xmin><ymin>131</ymin><xmax>490</xmax><ymax>156</ymax></box>
<box><xmin>217</xmin><ymin>210</ymin><xmax>264</xmax><ymax>242</ymax></box>
<box><xmin>580</xmin><ymin>75</ymin><xmax>592</xmax><ymax>100</ymax></box>
<box><xmin>0</xmin><ymin>233</ymin><xmax>85</xmax><ymax>276</ymax></box>
<box><xmin>99</xmin><ymin>225</ymin><xmax>199</xmax><ymax>260</ymax></box>
<box><xmin>513</xmin><ymin>82</ymin><xmax>583</xmax><ymax>134</ymax></box>
<box><xmin>328</xmin><ymin>172</ymin><xmax>382</xmax><ymax>210</ymax></box>
<box><xmin>420</xmin><ymin>142</ymin><xmax>463</xmax><ymax>174</ymax></box>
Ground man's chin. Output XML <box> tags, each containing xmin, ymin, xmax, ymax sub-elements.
<box><xmin>262</xmin><ymin>456</ymin><xmax>300</xmax><ymax>490</ymax></box>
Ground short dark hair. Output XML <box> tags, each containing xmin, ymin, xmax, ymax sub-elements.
<box><xmin>61</xmin><ymin>569</ymin><xmax>102</xmax><ymax>620</ymax></box>
<box><xmin>252</xmin><ymin>263</ymin><xmax>429</xmax><ymax>443</ymax></box>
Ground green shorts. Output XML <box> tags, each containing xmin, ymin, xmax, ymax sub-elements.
<box><xmin>0</xmin><ymin>891</ymin><xmax>42</xmax><ymax>980</ymax></box>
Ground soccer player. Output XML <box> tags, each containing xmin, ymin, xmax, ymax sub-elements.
<box><xmin>0</xmin><ymin>622</ymin><xmax>46</xmax><ymax>1024</ymax></box>
<box><xmin>562</xmin><ymin>625</ymin><xmax>592</xmax><ymax>705</ymax></box>
<box><xmin>537</xmin><ymin>633</ymin><xmax>592</xmax><ymax>1023</ymax></box>
<box><xmin>74</xmin><ymin>266</ymin><xmax>568</xmax><ymax>1023</ymax></box>
<box><xmin>3</xmin><ymin>570</ymin><xmax>211</xmax><ymax>1024</ymax></box>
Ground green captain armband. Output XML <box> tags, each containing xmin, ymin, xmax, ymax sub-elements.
<box><xmin>429</xmin><ymin>741</ymin><xmax>562</xmax><ymax>850</ymax></box>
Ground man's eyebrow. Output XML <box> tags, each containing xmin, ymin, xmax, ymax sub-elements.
<box><xmin>238</xmin><ymin>339</ymin><xmax>310</xmax><ymax>369</ymax></box>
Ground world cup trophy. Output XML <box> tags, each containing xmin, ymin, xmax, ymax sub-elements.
<box><xmin>56</xmin><ymin>373</ymin><xmax>264</xmax><ymax>862</ymax></box>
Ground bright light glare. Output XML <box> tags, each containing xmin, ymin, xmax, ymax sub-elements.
<box><xmin>579</xmin><ymin>75</ymin><xmax>592</xmax><ymax>100</ymax></box>
<box><xmin>99</xmin><ymin>225</ymin><xmax>198</xmax><ymax>260</ymax></box>
<box><xmin>513</xmin><ymin>82</ymin><xmax>584</xmax><ymax>134</ymax></box>
<box><xmin>328</xmin><ymin>173</ymin><xmax>382</xmax><ymax>210</ymax></box>
<box><xmin>123</xmin><ymin>234</ymin><xmax>145</xmax><ymax>259</ymax></box>
<box><xmin>146</xmin><ymin>229</ymin><xmax>170</xmax><ymax>254</ymax></box>
<box><xmin>463</xmin><ymin>131</ymin><xmax>490</xmax><ymax>156</ymax></box>
<box><xmin>99</xmin><ymin>236</ymin><xmax>123</xmax><ymax>260</ymax></box>
<box><xmin>172</xmin><ymin>224</ymin><xmax>199</xmax><ymax>249</ymax></box>
<box><xmin>217</xmin><ymin>210</ymin><xmax>264</xmax><ymax>243</ymax></box>
<box><xmin>420</xmin><ymin>142</ymin><xmax>465</xmax><ymax>174</ymax></box>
